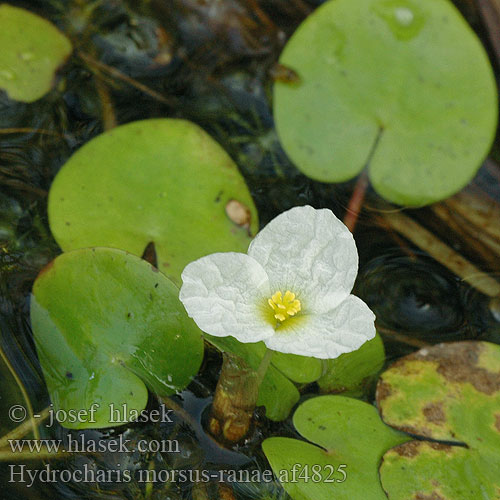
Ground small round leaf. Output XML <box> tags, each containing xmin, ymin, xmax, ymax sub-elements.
<box><xmin>48</xmin><ymin>119</ymin><xmax>258</xmax><ymax>285</ymax></box>
<box><xmin>0</xmin><ymin>5</ymin><xmax>72</xmax><ymax>102</ymax></box>
<box><xmin>30</xmin><ymin>247</ymin><xmax>204</xmax><ymax>429</ymax></box>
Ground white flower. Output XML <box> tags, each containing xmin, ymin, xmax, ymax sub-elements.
<box><xmin>179</xmin><ymin>205</ymin><xmax>376</xmax><ymax>359</ymax></box>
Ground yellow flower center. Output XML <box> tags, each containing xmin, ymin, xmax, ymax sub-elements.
<box><xmin>268</xmin><ymin>290</ymin><xmax>301</xmax><ymax>322</ymax></box>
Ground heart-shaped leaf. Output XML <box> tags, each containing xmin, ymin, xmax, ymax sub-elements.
<box><xmin>0</xmin><ymin>5</ymin><xmax>72</xmax><ymax>102</ymax></box>
<box><xmin>30</xmin><ymin>247</ymin><xmax>204</xmax><ymax>429</ymax></box>
<box><xmin>377</xmin><ymin>341</ymin><xmax>500</xmax><ymax>498</ymax></box>
<box><xmin>48</xmin><ymin>119</ymin><xmax>258</xmax><ymax>285</ymax></box>
<box><xmin>263</xmin><ymin>396</ymin><xmax>409</xmax><ymax>499</ymax></box>
<box><xmin>274</xmin><ymin>0</ymin><xmax>497</xmax><ymax>206</ymax></box>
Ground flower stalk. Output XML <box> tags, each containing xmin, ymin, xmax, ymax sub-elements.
<box><xmin>256</xmin><ymin>348</ymin><xmax>274</xmax><ymax>386</ymax></box>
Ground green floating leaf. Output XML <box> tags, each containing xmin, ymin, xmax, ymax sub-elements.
<box><xmin>31</xmin><ymin>247</ymin><xmax>204</xmax><ymax>429</ymax></box>
<box><xmin>274</xmin><ymin>0</ymin><xmax>497</xmax><ymax>206</ymax></box>
<box><xmin>0</xmin><ymin>5</ymin><xmax>72</xmax><ymax>103</ymax></box>
<box><xmin>382</xmin><ymin>442</ymin><xmax>499</xmax><ymax>500</ymax></box>
<box><xmin>263</xmin><ymin>396</ymin><xmax>409</xmax><ymax>499</ymax></box>
<box><xmin>48</xmin><ymin>119</ymin><xmax>258</xmax><ymax>285</ymax></box>
<box><xmin>377</xmin><ymin>341</ymin><xmax>500</xmax><ymax>499</ymax></box>
<box><xmin>317</xmin><ymin>332</ymin><xmax>385</xmax><ymax>396</ymax></box>
<box><xmin>206</xmin><ymin>335</ymin><xmax>300</xmax><ymax>421</ymax></box>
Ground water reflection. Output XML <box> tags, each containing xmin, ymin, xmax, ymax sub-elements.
<box><xmin>357</xmin><ymin>253</ymin><xmax>466</xmax><ymax>339</ymax></box>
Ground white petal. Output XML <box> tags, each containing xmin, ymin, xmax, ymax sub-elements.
<box><xmin>248</xmin><ymin>205</ymin><xmax>358</xmax><ymax>313</ymax></box>
<box><xmin>180</xmin><ymin>253</ymin><xmax>274</xmax><ymax>343</ymax></box>
<box><xmin>263</xmin><ymin>295</ymin><xmax>376</xmax><ymax>359</ymax></box>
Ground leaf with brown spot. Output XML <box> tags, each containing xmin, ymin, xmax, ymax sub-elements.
<box><xmin>377</xmin><ymin>341</ymin><xmax>500</xmax><ymax>444</ymax></box>
<box><xmin>225</xmin><ymin>199</ymin><xmax>252</xmax><ymax>229</ymax></box>
<box><xmin>381</xmin><ymin>441</ymin><xmax>500</xmax><ymax>500</ymax></box>
<box><xmin>48</xmin><ymin>119</ymin><xmax>258</xmax><ymax>286</ymax></box>
<box><xmin>377</xmin><ymin>341</ymin><xmax>500</xmax><ymax>499</ymax></box>
<box><xmin>422</xmin><ymin>402</ymin><xmax>446</xmax><ymax>425</ymax></box>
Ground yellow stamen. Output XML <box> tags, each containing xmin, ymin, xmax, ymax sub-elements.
<box><xmin>268</xmin><ymin>290</ymin><xmax>301</xmax><ymax>323</ymax></box>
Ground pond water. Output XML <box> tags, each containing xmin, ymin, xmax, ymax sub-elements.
<box><xmin>1</xmin><ymin>0</ymin><xmax>500</xmax><ymax>499</ymax></box>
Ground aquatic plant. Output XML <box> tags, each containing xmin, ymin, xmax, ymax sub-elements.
<box><xmin>1</xmin><ymin>0</ymin><xmax>499</xmax><ymax>498</ymax></box>
<box><xmin>263</xmin><ymin>396</ymin><xmax>409</xmax><ymax>500</ymax></box>
<box><xmin>273</xmin><ymin>0</ymin><xmax>498</xmax><ymax>206</ymax></box>
<box><xmin>378</xmin><ymin>341</ymin><xmax>500</xmax><ymax>498</ymax></box>
<box><xmin>264</xmin><ymin>341</ymin><xmax>500</xmax><ymax>499</ymax></box>
<box><xmin>47</xmin><ymin>118</ymin><xmax>258</xmax><ymax>285</ymax></box>
<box><xmin>0</xmin><ymin>5</ymin><xmax>72</xmax><ymax>102</ymax></box>
<box><xmin>30</xmin><ymin>247</ymin><xmax>203</xmax><ymax>428</ymax></box>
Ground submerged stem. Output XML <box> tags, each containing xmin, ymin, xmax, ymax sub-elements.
<box><xmin>343</xmin><ymin>171</ymin><xmax>369</xmax><ymax>233</ymax></box>
<box><xmin>208</xmin><ymin>349</ymin><xmax>274</xmax><ymax>444</ymax></box>
<box><xmin>0</xmin><ymin>342</ymin><xmax>40</xmax><ymax>442</ymax></box>
<box><xmin>209</xmin><ymin>353</ymin><xmax>259</xmax><ymax>443</ymax></box>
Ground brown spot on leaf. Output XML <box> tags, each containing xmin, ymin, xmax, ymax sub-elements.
<box><xmin>495</xmin><ymin>413</ymin><xmax>500</xmax><ymax>433</ymax></box>
<box><xmin>141</xmin><ymin>241</ymin><xmax>158</xmax><ymax>267</ymax></box>
<box><xmin>411</xmin><ymin>342</ymin><xmax>500</xmax><ymax>395</ymax></box>
<box><xmin>37</xmin><ymin>259</ymin><xmax>55</xmax><ymax>278</ymax></box>
<box><xmin>394</xmin><ymin>441</ymin><xmax>452</xmax><ymax>459</ymax></box>
<box><xmin>394</xmin><ymin>441</ymin><xmax>420</xmax><ymax>458</ymax></box>
<box><xmin>269</xmin><ymin>63</ymin><xmax>302</xmax><ymax>84</ymax></box>
<box><xmin>225</xmin><ymin>200</ymin><xmax>251</xmax><ymax>229</ymax></box>
<box><xmin>397</xmin><ymin>424</ymin><xmax>434</xmax><ymax>438</ymax></box>
<box><xmin>423</xmin><ymin>402</ymin><xmax>446</xmax><ymax>424</ymax></box>
<box><xmin>427</xmin><ymin>442</ymin><xmax>452</xmax><ymax>453</ymax></box>
<box><xmin>376</xmin><ymin>380</ymin><xmax>392</xmax><ymax>402</ymax></box>
<box><xmin>415</xmin><ymin>493</ymin><xmax>445</xmax><ymax>500</ymax></box>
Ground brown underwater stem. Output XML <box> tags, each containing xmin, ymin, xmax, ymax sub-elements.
<box><xmin>208</xmin><ymin>353</ymin><xmax>260</xmax><ymax>444</ymax></box>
